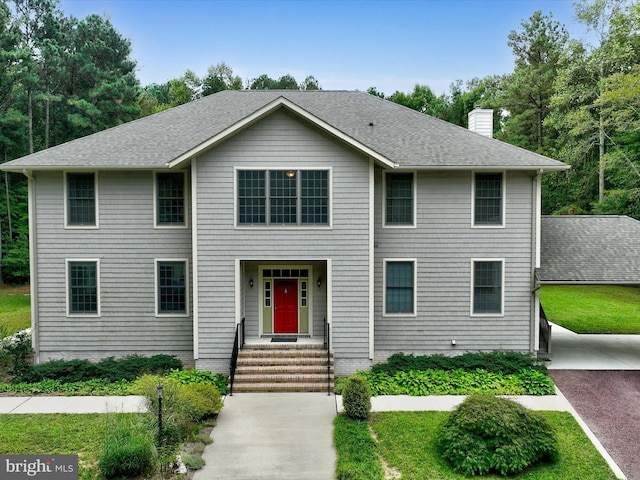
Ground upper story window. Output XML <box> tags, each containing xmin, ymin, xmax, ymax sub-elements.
<box><xmin>156</xmin><ymin>172</ymin><xmax>186</xmax><ymax>226</ymax></box>
<box><xmin>67</xmin><ymin>260</ymin><xmax>99</xmax><ymax>316</ymax></box>
<box><xmin>473</xmin><ymin>172</ymin><xmax>504</xmax><ymax>226</ymax></box>
<box><xmin>472</xmin><ymin>259</ymin><xmax>504</xmax><ymax>315</ymax></box>
<box><xmin>66</xmin><ymin>172</ymin><xmax>97</xmax><ymax>227</ymax></box>
<box><xmin>385</xmin><ymin>172</ymin><xmax>414</xmax><ymax>226</ymax></box>
<box><xmin>384</xmin><ymin>260</ymin><xmax>416</xmax><ymax>315</ymax></box>
<box><xmin>237</xmin><ymin>169</ymin><xmax>329</xmax><ymax>226</ymax></box>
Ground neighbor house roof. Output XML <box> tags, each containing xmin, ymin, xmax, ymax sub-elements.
<box><xmin>1</xmin><ymin>90</ymin><xmax>569</xmax><ymax>172</ymax></box>
<box><xmin>538</xmin><ymin>215</ymin><xmax>640</xmax><ymax>284</ymax></box>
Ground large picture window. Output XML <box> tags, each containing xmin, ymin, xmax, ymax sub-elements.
<box><xmin>157</xmin><ymin>260</ymin><xmax>187</xmax><ymax>315</ymax></box>
<box><xmin>472</xmin><ymin>260</ymin><xmax>504</xmax><ymax>315</ymax></box>
<box><xmin>156</xmin><ymin>172</ymin><xmax>186</xmax><ymax>226</ymax></box>
<box><xmin>384</xmin><ymin>260</ymin><xmax>415</xmax><ymax>315</ymax></box>
<box><xmin>66</xmin><ymin>172</ymin><xmax>96</xmax><ymax>226</ymax></box>
<box><xmin>385</xmin><ymin>172</ymin><xmax>414</xmax><ymax>226</ymax></box>
<box><xmin>67</xmin><ymin>260</ymin><xmax>99</xmax><ymax>315</ymax></box>
<box><xmin>474</xmin><ymin>172</ymin><xmax>504</xmax><ymax>226</ymax></box>
<box><xmin>237</xmin><ymin>170</ymin><xmax>329</xmax><ymax>226</ymax></box>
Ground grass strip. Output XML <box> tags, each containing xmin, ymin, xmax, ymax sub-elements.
<box><xmin>334</xmin><ymin>415</ymin><xmax>384</xmax><ymax>480</ymax></box>
<box><xmin>0</xmin><ymin>413</ymin><xmax>147</xmax><ymax>480</ymax></box>
<box><xmin>367</xmin><ymin>411</ymin><xmax>618</xmax><ymax>479</ymax></box>
<box><xmin>540</xmin><ymin>285</ymin><xmax>640</xmax><ymax>334</ymax></box>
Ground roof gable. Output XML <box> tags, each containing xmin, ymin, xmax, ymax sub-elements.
<box><xmin>1</xmin><ymin>90</ymin><xmax>568</xmax><ymax>172</ymax></box>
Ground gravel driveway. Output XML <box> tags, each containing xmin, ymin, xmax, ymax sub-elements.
<box><xmin>549</xmin><ymin>370</ymin><xmax>640</xmax><ymax>480</ymax></box>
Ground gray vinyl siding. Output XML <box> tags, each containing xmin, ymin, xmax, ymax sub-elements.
<box><xmin>32</xmin><ymin>170</ymin><xmax>193</xmax><ymax>364</ymax></box>
<box><xmin>195</xmin><ymin>109</ymin><xmax>371</xmax><ymax>372</ymax></box>
<box><xmin>374</xmin><ymin>168</ymin><xmax>535</xmax><ymax>360</ymax></box>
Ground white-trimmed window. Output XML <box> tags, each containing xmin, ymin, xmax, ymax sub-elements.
<box><xmin>155</xmin><ymin>171</ymin><xmax>187</xmax><ymax>226</ymax></box>
<box><xmin>65</xmin><ymin>172</ymin><xmax>98</xmax><ymax>227</ymax></box>
<box><xmin>237</xmin><ymin>169</ymin><xmax>330</xmax><ymax>226</ymax></box>
<box><xmin>66</xmin><ymin>259</ymin><xmax>100</xmax><ymax>316</ymax></box>
<box><xmin>473</xmin><ymin>172</ymin><xmax>504</xmax><ymax>227</ymax></box>
<box><xmin>156</xmin><ymin>259</ymin><xmax>189</xmax><ymax>316</ymax></box>
<box><xmin>471</xmin><ymin>259</ymin><xmax>504</xmax><ymax>315</ymax></box>
<box><xmin>384</xmin><ymin>172</ymin><xmax>415</xmax><ymax>226</ymax></box>
<box><xmin>384</xmin><ymin>259</ymin><xmax>416</xmax><ymax>315</ymax></box>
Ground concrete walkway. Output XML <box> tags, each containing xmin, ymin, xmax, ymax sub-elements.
<box><xmin>546</xmin><ymin>323</ymin><xmax>640</xmax><ymax>370</ymax></box>
<box><xmin>193</xmin><ymin>393</ymin><xmax>336</xmax><ymax>480</ymax></box>
<box><xmin>0</xmin><ymin>395</ymin><xmax>146</xmax><ymax>414</ymax></box>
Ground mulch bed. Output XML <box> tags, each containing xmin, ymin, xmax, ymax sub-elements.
<box><xmin>549</xmin><ymin>370</ymin><xmax>640</xmax><ymax>480</ymax></box>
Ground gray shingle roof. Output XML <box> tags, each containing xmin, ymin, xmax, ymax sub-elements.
<box><xmin>1</xmin><ymin>90</ymin><xmax>568</xmax><ymax>171</ymax></box>
<box><xmin>539</xmin><ymin>215</ymin><xmax>640</xmax><ymax>284</ymax></box>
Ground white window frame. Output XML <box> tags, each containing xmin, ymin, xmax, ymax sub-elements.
<box><xmin>470</xmin><ymin>258</ymin><xmax>505</xmax><ymax>317</ymax></box>
<box><xmin>234</xmin><ymin>167</ymin><xmax>333</xmax><ymax>229</ymax></box>
<box><xmin>153</xmin><ymin>170</ymin><xmax>189</xmax><ymax>228</ymax></box>
<box><xmin>383</xmin><ymin>170</ymin><xmax>417</xmax><ymax>228</ymax></box>
<box><xmin>471</xmin><ymin>170</ymin><xmax>506</xmax><ymax>228</ymax></box>
<box><xmin>65</xmin><ymin>258</ymin><xmax>101</xmax><ymax>317</ymax></box>
<box><xmin>383</xmin><ymin>258</ymin><xmax>417</xmax><ymax>317</ymax></box>
<box><xmin>64</xmin><ymin>171</ymin><xmax>99</xmax><ymax>229</ymax></box>
<box><xmin>155</xmin><ymin>258</ymin><xmax>190</xmax><ymax>317</ymax></box>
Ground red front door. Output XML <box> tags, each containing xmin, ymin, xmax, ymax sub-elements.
<box><xmin>274</xmin><ymin>279</ymin><xmax>298</xmax><ymax>333</ymax></box>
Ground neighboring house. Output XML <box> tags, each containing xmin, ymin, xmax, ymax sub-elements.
<box><xmin>1</xmin><ymin>91</ymin><xmax>568</xmax><ymax>376</ymax></box>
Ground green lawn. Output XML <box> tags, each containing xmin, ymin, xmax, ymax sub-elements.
<box><xmin>0</xmin><ymin>285</ymin><xmax>31</xmax><ymax>336</ymax></box>
<box><xmin>335</xmin><ymin>411</ymin><xmax>618</xmax><ymax>480</ymax></box>
<box><xmin>0</xmin><ymin>413</ymin><xmax>146</xmax><ymax>480</ymax></box>
<box><xmin>540</xmin><ymin>285</ymin><xmax>640</xmax><ymax>334</ymax></box>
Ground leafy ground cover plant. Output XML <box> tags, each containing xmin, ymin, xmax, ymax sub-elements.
<box><xmin>438</xmin><ymin>395</ymin><xmax>558</xmax><ymax>476</ymax></box>
<box><xmin>0</xmin><ymin>378</ymin><xmax>137</xmax><ymax>396</ymax></box>
<box><xmin>167</xmin><ymin>367</ymin><xmax>229</xmax><ymax>394</ymax></box>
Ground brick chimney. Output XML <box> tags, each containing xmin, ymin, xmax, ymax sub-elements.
<box><xmin>468</xmin><ymin>108</ymin><xmax>494</xmax><ymax>138</ymax></box>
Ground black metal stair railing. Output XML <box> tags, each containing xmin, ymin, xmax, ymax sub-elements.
<box><xmin>228</xmin><ymin>317</ymin><xmax>245</xmax><ymax>396</ymax></box>
<box><xmin>324</xmin><ymin>317</ymin><xmax>331</xmax><ymax>395</ymax></box>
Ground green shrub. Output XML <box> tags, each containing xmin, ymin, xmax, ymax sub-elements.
<box><xmin>15</xmin><ymin>354</ymin><xmax>182</xmax><ymax>383</ymax></box>
<box><xmin>372</xmin><ymin>351</ymin><xmax>547</xmax><ymax>376</ymax></box>
<box><xmin>167</xmin><ymin>368</ymin><xmax>229</xmax><ymax>394</ymax></box>
<box><xmin>98</xmin><ymin>415</ymin><xmax>157</xmax><ymax>479</ymax></box>
<box><xmin>1</xmin><ymin>330</ymin><xmax>33</xmax><ymax>378</ymax></box>
<box><xmin>342</xmin><ymin>375</ymin><xmax>371</xmax><ymax>420</ymax></box>
<box><xmin>180</xmin><ymin>382</ymin><xmax>223</xmax><ymax>421</ymax></box>
<box><xmin>438</xmin><ymin>395</ymin><xmax>558</xmax><ymax>476</ymax></box>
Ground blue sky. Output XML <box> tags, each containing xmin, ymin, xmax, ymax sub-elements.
<box><xmin>59</xmin><ymin>0</ymin><xmax>585</xmax><ymax>95</ymax></box>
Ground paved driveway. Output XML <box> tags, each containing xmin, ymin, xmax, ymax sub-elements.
<box><xmin>550</xmin><ymin>371</ymin><xmax>640</xmax><ymax>480</ymax></box>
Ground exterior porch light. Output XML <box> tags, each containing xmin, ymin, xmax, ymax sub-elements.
<box><xmin>285</xmin><ymin>170</ymin><xmax>296</xmax><ymax>178</ymax></box>
<box><xmin>317</xmin><ymin>278</ymin><xmax>322</xmax><ymax>288</ymax></box>
<box><xmin>249</xmin><ymin>278</ymin><xmax>254</xmax><ymax>288</ymax></box>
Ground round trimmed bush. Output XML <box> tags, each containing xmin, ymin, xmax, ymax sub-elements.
<box><xmin>438</xmin><ymin>395</ymin><xmax>558</xmax><ymax>476</ymax></box>
<box><xmin>342</xmin><ymin>375</ymin><xmax>371</xmax><ymax>420</ymax></box>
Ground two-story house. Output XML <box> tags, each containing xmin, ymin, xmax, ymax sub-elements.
<box><xmin>1</xmin><ymin>91</ymin><xmax>568</xmax><ymax>389</ymax></box>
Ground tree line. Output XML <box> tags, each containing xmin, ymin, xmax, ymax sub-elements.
<box><xmin>1</xmin><ymin>0</ymin><xmax>639</xmax><ymax>283</ymax></box>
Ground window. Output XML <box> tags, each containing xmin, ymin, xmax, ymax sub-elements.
<box><xmin>66</xmin><ymin>173</ymin><xmax>96</xmax><ymax>226</ymax></box>
<box><xmin>237</xmin><ymin>170</ymin><xmax>329</xmax><ymax>226</ymax></box>
<box><xmin>385</xmin><ymin>172</ymin><xmax>414</xmax><ymax>226</ymax></box>
<box><xmin>472</xmin><ymin>260</ymin><xmax>504</xmax><ymax>315</ymax></box>
<box><xmin>384</xmin><ymin>260</ymin><xmax>415</xmax><ymax>315</ymax></box>
<box><xmin>474</xmin><ymin>172</ymin><xmax>504</xmax><ymax>226</ymax></box>
<box><xmin>157</xmin><ymin>260</ymin><xmax>187</xmax><ymax>315</ymax></box>
<box><xmin>156</xmin><ymin>172</ymin><xmax>186</xmax><ymax>225</ymax></box>
<box><xmin>67</xmin><ymin>260</ymin><xmax>99</xmax><ymax>315</ymax></box>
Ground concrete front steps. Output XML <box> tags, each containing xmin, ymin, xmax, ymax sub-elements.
<box><xmin>231</xmin><ymin>343</ymin><xmax>334</xmax><ymax>393</ymax></box>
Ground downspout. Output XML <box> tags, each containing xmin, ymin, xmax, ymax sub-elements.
<box><xmin>531</xmin><ymin>169</ymin><xmax>543</xmax><ymax>353</ymax></box>
<box><xmin>23</xmin><ymin>169</ymin><xmax>39</xmax><ymax>363</ymax></box>
<box><xmin>191</xmin><ymin>160</ymin><xmax>199</xmax><ymax>361</ymax></box>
